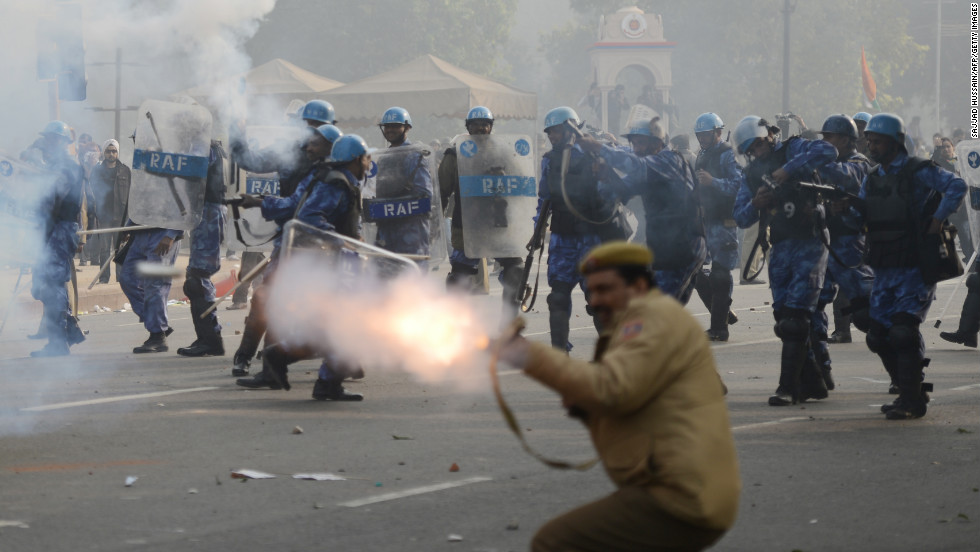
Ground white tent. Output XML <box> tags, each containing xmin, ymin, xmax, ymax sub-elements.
<box><xmin>323</xmin><ymin>55</ymin><xmax>536</xmax><ymax>127</ymax></box>
<box><xmin>178</xmin><ymin>58</ymin><xmax>344</xmax><ymax>116</ymax></box>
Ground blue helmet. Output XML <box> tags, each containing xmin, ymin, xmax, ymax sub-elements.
<box><xmin>466</xmin><ymin>106</ymin><xmax>493</xmax><ymax>123</ymax></box>
<box><xmin>302</xmin><ymin>100</ymin><xmax>336</xmax><ymax>124</ymax></box>
<box><xmin>380</xmin><ymin>107</ymin><xmax>412</xmax><ymax>127</ymax></box>
<box><xmin>544</xmin><ymin>106</ymin><xmax>579</xmax><ymax>131</ymax></box>
<box><xmin>40</xmin><ymin>120</ymin><xmax>73</xmax><ymax>141</ymax></box>
<box><xmin>622</xmin><ymin>118</ymin><xmax>653</xmax><ymax>138</ymax></box>
<box><xmin>694</xmin><ymin>112</ymin><xmax>725</xmax><ymax>133</ymax></box>
<box><xmin>314</xmin><ymin>124</ymin><xmax>343</xmax><ymax>144</ymax></box>
<box><xmin>864</xmin><ymin>113</ymin><xmax>906</xmax><ymax>148</ymax></box>
<box><xmin>327</xmin><ymin>134</ymin><xmax>369</xmax><ymax>163</ymax></box>
<box><xmin>852</xmin><ymin>112</ymin><xmax>873</xmax><ymax>124</ymax></box>
<box><xmin>819</xmin><ymin>114</ymin><xmax>859</xmax><ymax>140</ymax></box>
<box><xmin>732</xmin><ymin>116</ymin><xmax>769</xmax><ymax>154</ymax></box>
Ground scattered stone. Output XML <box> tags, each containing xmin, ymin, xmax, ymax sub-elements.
<box><xmin>292</xmin><ymin>426</ymin><xmax>304</xmax><ymax>435</ymax></box>
<box><xmin>449</xmin><ymin>463</ymin><xmax>460</xmax><ymax>472</ymax></box>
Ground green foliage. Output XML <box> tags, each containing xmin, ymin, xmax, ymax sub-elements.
<box><xmin>540</xmin><ymin>0</ymin><xmax>926</xmax><ymax>130</ymax></box>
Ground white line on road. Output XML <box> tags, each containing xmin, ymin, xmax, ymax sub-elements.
<box><xmin>338</xmin><ymin>476</ymin><xmax>493</xmax><ymax>508</ymax></box>
<box><xmin>731</xmin><ymin>416</ymin><xmax>809</xmax><ymax>431</ymax></box>
<box><xmin>852</xmin><ymin>377</ymin><xmax>890</xmax><ymax>384</ymax></box>
<box><xmin>950</xmin><ymin>383</ymin><xmax>980</xmax><ymax>391</ymax></box>
<box><xmin>21</xmin><ymin>387</ymin><xmax>220</xmax><ymax>412</ymax></box>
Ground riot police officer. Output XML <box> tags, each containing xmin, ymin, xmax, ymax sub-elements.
<box><xmin>538</xmin><ymin>107</ymin><xmax>623</xmax><ymax>351</ymax></box>
<box><xmin>438</xmin><ymin>106</ymin><xmax>525</xmax><ymax>318</ymax></box>
<box><xmin>231</xmin><ymin>124</ymin><xmax>343</xmax><ymax>383</ymax></box>
<box><xmin>176</xmin><ymin>141</ymin><xmax>228</xmax><ymax>357</ymax></box>
<box><xmin>579</xmin><ymin>117</ymin><xmax>706</xmax><ymax>305</ymax></box>
<box><xmin>853</xmin><ymin>111</ymin><xmax>872</xmax><ymax>158</ymax></box>
<box><xmin>226</xmin><ymin>103</ymin><xmax>336</xmax><ymax>375</ymax></box>
<box><xmin>28</xmin><ymin>121</ymin><xmax>86</xmax><ymax>357</ymax></box>
<box><xmin>858</xmin><ymin>113</ymin><xmax>966</xmax><ymax>419</ymax></box>
<box><xmin>237</xmin><ymin>134</ymin><xmax>367</xmax><ymax>401</ymax></box>
<box><xmin>691</xmin><ymin>113</ymin><xmax>743</xmax><ymax>341</ymax></box>
<box><xmin>370</xmin><ymin>107</ymin><xmax>433</xmax><ymax>257</ymax></box>
<box><xmin>810</xmin><ymin>114</ymin><xmax>875</xmax><ymax>388</ymax></box>
<box><xmin>732</xmin><ymin>116</ymin><xmax>837</xmax><ymax>406</ymax></box>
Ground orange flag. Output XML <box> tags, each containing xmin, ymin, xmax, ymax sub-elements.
<box><xmin>861</xmin><ymin>47</ymin><xmax>880</xmax><ymax>110</ymax></box>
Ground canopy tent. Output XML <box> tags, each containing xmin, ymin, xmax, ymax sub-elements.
<box><xmin>323</xmin><ymin>55</ymin><xmax>537</xmax><ymax>127</ymax></box>
<box><xmin>176</xmin><ymin>58</ymin><xmax>344</xmax><ymax>120</ymax></box>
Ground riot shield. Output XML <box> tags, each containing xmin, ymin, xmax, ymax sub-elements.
<box><xmin>955</xmin><ymin>140</ymin><xmax>980</xmax><ymax>252</ymax></box>
<box><xmin>452</xmin><ymin>134</ymin><xmax>537</xmax><ymax>259</ymax></box>
<box><xmin>0</xmin><ymin>152</ymin><xmax>57</xmax><ymax>264</ymax></box>
<box><xmin>362</xmin><ymin>144</ymin><xmax>445</xmax><ymax>262</ymax></box>
<box><xmin>128</xmin><ymin>99</ymin><xmax>210</xmax><ymax>231</ymax></box>
<box><xmin>225</xmin><ymin>125</ymin><xmax>307</xmax><ymax>251</ymax></box>
<box><xmin>281</xmin><ymin>219</ymin><xmax>421</xmax><ymax>280</ymax></box>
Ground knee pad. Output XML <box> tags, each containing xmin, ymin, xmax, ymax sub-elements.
<box><xmin>547</xmin><ymin>282</ymin><xmax>573</xmax><ymax>312</ymax></box>
<box><xmin>848</xmin><ymin>296</ymin><xmax>871</xmax><ymax>333</ymax></box>
<box><xmin>774</xmin><ymin>309</ymin><xmax>810</xmax><ymax>341</ymax></box>
<box><xmin>182</xmin><ymin>277</ymin><xmax>205</xmax><ymax>299</ymax></box>
<box><xmin>886</xmin><ymin>314</ymin><xmax>920</xmax><ymax>353</ymax></box>
<box><xmin>967</xmin><ymin>272</ymin><xmax>980</xmax><ymax>292</ymax></box>
<box><xmin>866</xmin><ymin>321</ymin><xmax>888</xmax><ymax>354</ymax></box>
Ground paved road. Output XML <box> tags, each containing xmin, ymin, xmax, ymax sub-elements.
<box><xmin>1</xmin><ymin>271</ymin><xmax>977</xmax><ymax>551</ymax></box>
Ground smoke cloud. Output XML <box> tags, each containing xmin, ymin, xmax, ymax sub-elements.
<box><xmin>266</xmin><ymin>253</ymin><xmax>499</xmax><ymax>391</ymax></box>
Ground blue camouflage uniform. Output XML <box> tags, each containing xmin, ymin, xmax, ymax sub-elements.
<box><xmin>537</xmin><ymin>144</ymin><xmax>604</xmax><ymax>350</ymax></box>
<box><xmin>808</xmin><ymin>150</ymin><xmax>875</xmax><ymax>376</ymax></box>
<box><xmin>691</xmin><ymin>140</ymin><xmax>743</xmax><ymax>339</ymax></box>
<box><xmin>598</xmin><ymin>143</ymin><xmax>706</xmax><ymax>303</ymax></box>
<box><xmin>31</xmin><ymin>149</ymin><xmax>86</xmax><ymax>354</ymax></box>
<box><xmin>859</xmin><ymin>152</ymin><xmax>965</xmax><ymax>412</ymax></box>
<box><xmin>182</xmin><ymin>144</ymin><xmax>228</xmax><ymax>351</ymax></box>
<box><xmin>372</xmin><ymin>141</ymin><xmax>432</xmax><ymax>257</ymax></box>
<box><xmin>734</xmin><ymin>137</ymin><xmax>837</xmax><ymax>403</ymax></box>
<box><xmin>119</xmin><ymin>226</ymin><xmax>182</xmax><ymax>334</ymax></box>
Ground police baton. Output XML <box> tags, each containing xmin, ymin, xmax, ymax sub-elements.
<box><xmin>199</xmin><ymin>256</ymin><xmax>272</xmax><ymax>319</ymax></box>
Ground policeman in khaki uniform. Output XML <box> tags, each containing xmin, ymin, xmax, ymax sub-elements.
<box><xmin>498</xmin><ymin>242</ymin><xmax>740</xmax><ymax>552</ymax></box>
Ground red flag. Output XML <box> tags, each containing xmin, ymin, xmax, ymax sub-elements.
<box><xmin>861</xmin><ymin>47</ymin><xmax>880</xmax><ymax>110</ymax></box>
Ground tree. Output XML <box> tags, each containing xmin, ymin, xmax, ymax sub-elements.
<box><xmin>246</xmin><ymin>0</ymin><xmax>519</xmax><ymax>84</ymax></box>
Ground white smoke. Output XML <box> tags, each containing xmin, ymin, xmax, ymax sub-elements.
<box><xmin>266</xmin><ymin>254</ymin><xmax>499</xmax><ymax>391</ymax></box>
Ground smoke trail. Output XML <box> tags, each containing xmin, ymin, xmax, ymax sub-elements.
<box><xmin>265</xmin><ymin>254</ymin><xmax>499</xmax><ymax>391</ymax></box>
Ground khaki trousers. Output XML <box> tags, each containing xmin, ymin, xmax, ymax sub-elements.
<box><xmin>531</xmin><ymin>486</ymin><xmax>726</xmax><ymax>552</ymax></box>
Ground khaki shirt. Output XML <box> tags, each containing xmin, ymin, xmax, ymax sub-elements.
<box><xmin>524</xmin><ymin>289</ymin><xmax>740</xmax><ymax>530</ymax></box>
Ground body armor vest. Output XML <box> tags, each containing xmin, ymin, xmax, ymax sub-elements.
<box><xmin>316</xmin><ymin>168</ymin><xmax>362</xmax><ymax>239</ymax></box>
<box><xmin>744</xmin><ymin>137</ymin><xmax>817</xmax><ymax>243</ymax></box>
<box><xmin>695</xmin><ymin>142</ymin><xmax>736</xmax><ymax>224</ymax></box>
<box><xmin>864</xmin><ymin>157</ymin><xmax>933</xmax><ymax>269</ymax></box>
<box><xmin>544</xmin><ymin>148</ymin><xmax>615</xmax><ymax>236</ymax></box>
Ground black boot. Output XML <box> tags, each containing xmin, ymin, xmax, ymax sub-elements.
<box><xmin>800</xmin><ymin>353</ymin><xmax>830</xmax><ymax>401</ymax></box>
<box><xmin>231</xmin><ymin>316</ymin><xmax>263</xmax><ymax>376</ymax></box>
<box><xmin>707</xmin><ymin>297</ymin><xmax>732</xmax><ymax>342</ymax></box>
<box><xmin>884</xmin><ymin>360</ymin><xmax>928</xmax><ymax>420</ymax></box>
<box><xmin>312</xmin><ymin>378</ymin><xmax>363</xmax><ymax>401</ymax></box>
<box><xmin>133</xmin><ymin>332</ymin><xmax>168</xmax><ymax>353</ymax></box>
<box><xmin>499</xmin><ymin>260</ymin><xmax>524</xmax><ymax>323</ymax></box>
<box><xmin>828</xmin><ymin>329</ymin><xmax>852</xmax><ymax>344</ymax></box>
<box><xmin>830</xmin><ymin>294</ymin><xmax>852</xmax><ymax>343</ymax></box>
<box><xmin>237</xmin><ymin>346</ymin><xmax>291</xmax><ymax>391</ymax></box>
<box><xmin>940</xmin><ymin>273</ymin><xmax>980</xmax><ymax>348</ymax></box>
<box><xmin>177</xmin><ymin>335</ymin><xmax>225</xmax><ymax>357</ymax></box>
<box><xmin>770</xmin><ymin>340</ymin><xmax>807</xmax><ymax>406</ymax></box>
<box><xmin>547</xmin><ymin>283</ymin><xmax>574</xmax><ymax>351</ymax></box>
<box><xmin>810</xmin><ymin>329</ymin><xmax>834</xmax><ymax>391</ymax></box>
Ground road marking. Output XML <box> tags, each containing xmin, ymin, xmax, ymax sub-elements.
<box><xmin>731</xmin><ymin>416</ymin><xmax>809</xmax><ymax>431</ymax></box>
<box><xmin>21</xmin><ymin>387</ymin><xmax>219</xmax><ymax>412</ymax></box>
<box><xmin>950</xmin><ymin>383</ymin><xmax>980</xmax><ymax>391</ymax></box>
<box><xmin>338</xmin><ymin>476</ymin><xmax>493</xmax><ymax>508</ymax></box>
<box><xmin>853</xmin><ymin>377</ymin><xmax>890</xmax><ymax>384</ymax></box>
<box><xmin>712</xmin><ymin>337</ymin><xmax>781</xmax><ymax>350</ymax></box>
